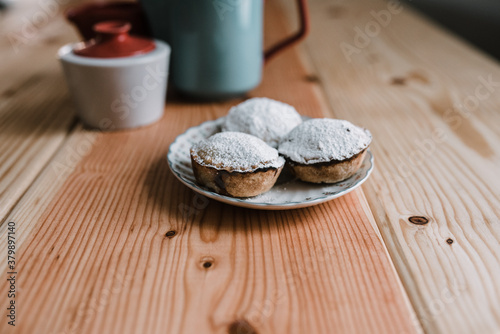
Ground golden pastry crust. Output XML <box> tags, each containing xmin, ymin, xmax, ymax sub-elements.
<box><xmin>191</xmin><ymin>157</ymin><xmax>283</xmax><ymax>197</ymax></box>
<box><xmin>288</xmin><ymin>149</ymin><xmax>367</xmax><ymax>184</ymax></box>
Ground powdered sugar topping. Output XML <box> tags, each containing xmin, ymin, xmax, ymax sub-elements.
<box><xmin>223</xmin><ymin>97</ymin><xmax>303</xmax><ymax>148</ymax></box>
<box><xmin>191</xmin><ymin>132</ymin><xmax>285</xmax><ymax>172</ymax></box>
<box><xmin>278</xmin><ymin>118</ymin><xmax>372</xmax><ymax>164</ymax></box>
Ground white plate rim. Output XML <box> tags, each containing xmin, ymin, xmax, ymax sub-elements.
<box><xmin>167</xmin><ymin>117</ymin><xmax>374</xmax><ymax>210</ymax></box>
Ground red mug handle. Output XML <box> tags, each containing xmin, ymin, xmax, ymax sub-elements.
<box><xmin>264</xmin><ymin>0</ymin><xmax>310</xmax><ymax>62</ymax></box>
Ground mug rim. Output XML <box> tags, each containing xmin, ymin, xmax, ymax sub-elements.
<box><xmin>58</xmin><ymin>40</ymin><xmax>170</xmax><ymax>67</ymax></box>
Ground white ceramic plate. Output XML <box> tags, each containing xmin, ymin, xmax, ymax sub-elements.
<box><xmin>167</xmin><ymin>117</ymin><xmax>374</xmax><ymax>210</ymax></box>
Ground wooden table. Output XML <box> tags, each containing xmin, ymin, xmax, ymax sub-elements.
<box><xmin>1</xmin><ymin>0</ymin><xmax>499</xmax><ymax>333</ymax></box>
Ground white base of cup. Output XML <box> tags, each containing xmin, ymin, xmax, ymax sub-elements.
<box><xmin>59</xmin><ymin>40</ymin><xmax>171</xmax><ymax>131</ymax></box>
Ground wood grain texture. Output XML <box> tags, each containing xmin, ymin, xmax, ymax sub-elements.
<box><xmin>287</xmin><ymin>0</ymin><xmax>500</xmax><ymax>333</ymax></box>
<box><xmin>0</xmin><ymin>0</ymin><xmax>79</xmax><ymax>222</ymax></box>
<box><xmin>0</xmin><ymin>0</ymin><xmax>419</xmax><ymax>333</ymax></box>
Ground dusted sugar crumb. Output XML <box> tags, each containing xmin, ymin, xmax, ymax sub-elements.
<box><xmin>191</xmin><ymin>132</ymin><xmax>285</xmax><ymax>172</ymax></box>
<box><xmin>278</xmin><ymin>118</ymin><xmax>372</xmax><ymax>164</ymax></box>
<box><xmin>222</xmin><ymin>97</ymin><xmax>303</xmax><ymax>147</ymax></box>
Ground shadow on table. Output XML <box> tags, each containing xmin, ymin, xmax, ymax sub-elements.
<box><xmin>144</xmin><ymin>156</ymin><xmax>311</xmax><ymax>234</ymax></box>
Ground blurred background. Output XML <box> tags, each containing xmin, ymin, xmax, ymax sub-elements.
<box><xmin>1</xmin><ymin>0</ymin><xmax>499</xmax><ymax>61</ymax></box>
<box><xmin>402</xmin><ymin>0</ymin><xmax>500</xmax><ymax>60</ymax></box>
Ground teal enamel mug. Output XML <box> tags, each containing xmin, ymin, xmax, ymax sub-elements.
<box><xmin>141</xmin><ymin>0</ymin><xmax>308</xmax><ymax>100</ymax></box>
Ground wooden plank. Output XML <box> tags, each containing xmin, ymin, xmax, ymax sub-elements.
<box><xmin>293</xmin><ymin>0</ymin><xmax>500</xmax><ymax>333</ymax></box>
<box><xmin>0</xmin><ymin>1</ymin><xmax>419</xmax><ymax>333</ymax></box>
<box><xmin>0</xmin><ymin>0</ymin><xmax>79</xmax><ymax>222</ymax></box>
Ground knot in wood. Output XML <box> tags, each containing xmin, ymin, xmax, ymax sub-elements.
<box><xmin>165</xmin><ymin>230</ymin><xmax>176</xmax><ymax>238</ymax></box>
<box><xmin>200</xmin><ymin>256</ymin><xmax>215</xmax><ymax>269</ymax></box>
<box><xmin>408</xmin><ymin>216</ymin><xmax>429</xmax><ymax>225</ymax></box>
<box><xmin>228</xmin><ymin>319</ymin><xmax>258</xmax><ymax>334</ymax></box>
